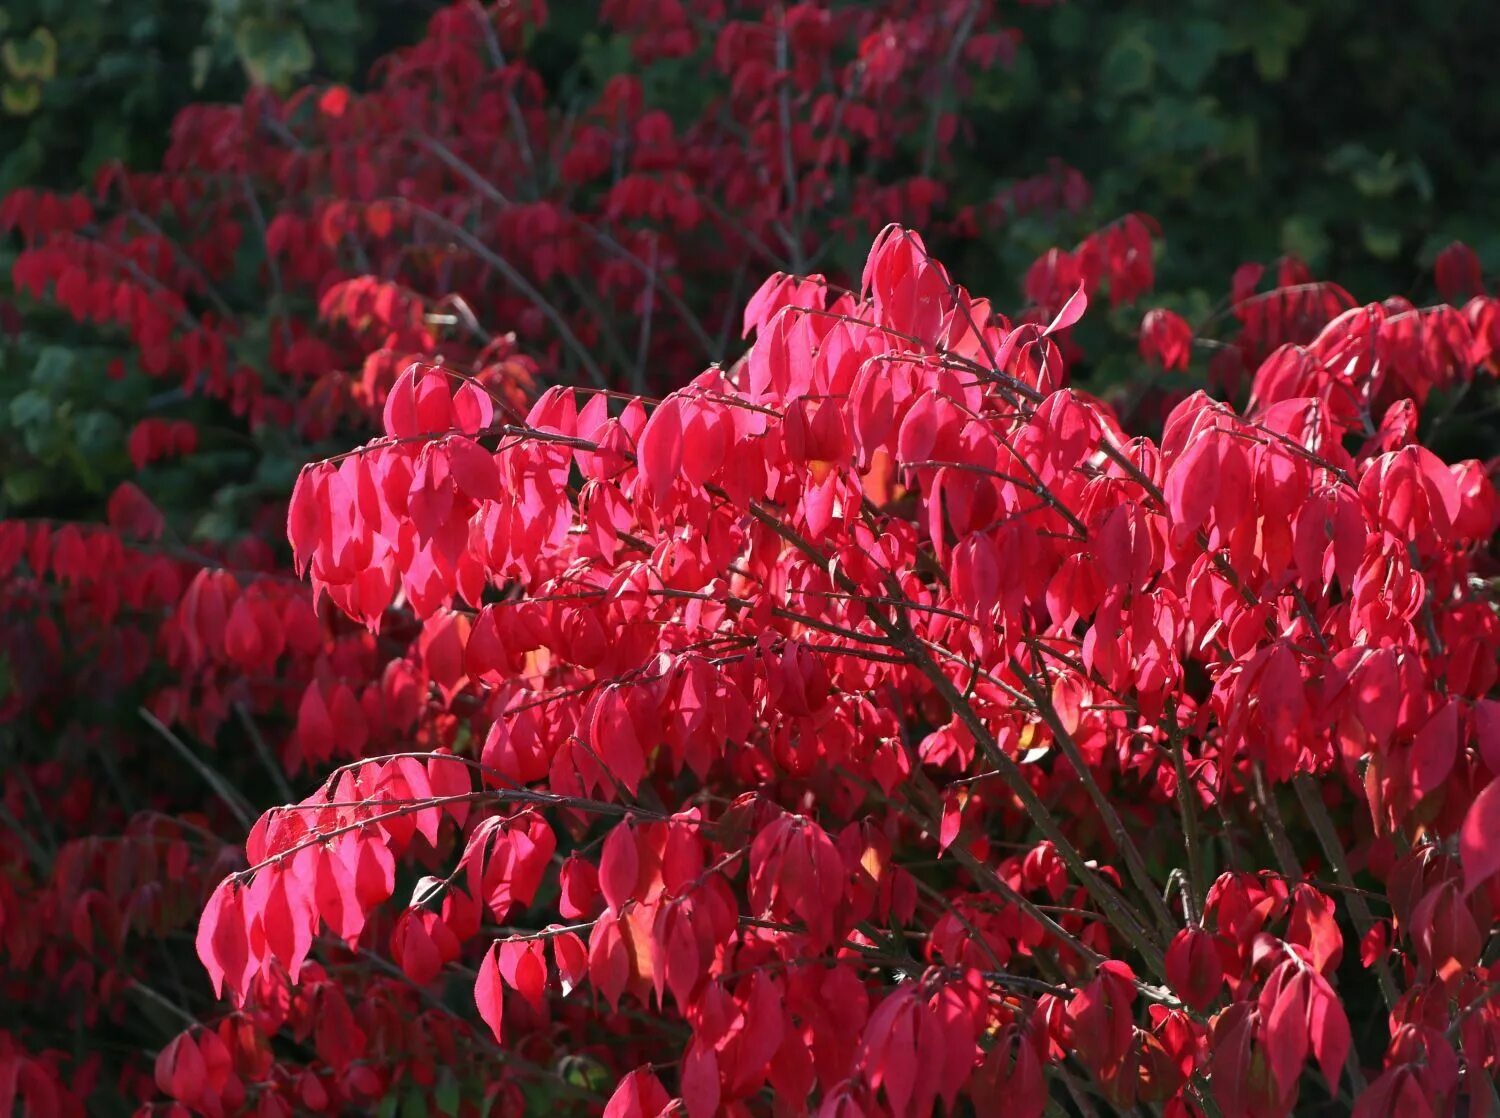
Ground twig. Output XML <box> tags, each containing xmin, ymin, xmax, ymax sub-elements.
<box><xmin>138</xmin><ymin>707</ymin><xmax>255</xmax><ymax>831</ymax></box>
<box><xmin>235</xmin><ymin>703</ymin><xmax>293</xmax><ymax>803</ymax></box>
<box><xmin>773</xmin><ymin>7</ymin><xmax>807</xmax><ymax>273</ymax></box>
<box><xmin>1292</xmin><ymin>774</ymin><xmax>1398</xmax><ymax>1010</ymax></box>
<box><xmin>1166</xmin><ymin>706</ymin><xmax>1206</xmax><ymax>926</ymax></box>
<box><xmin>408</xmin><ymin>203</ymin><xmax>608</xmax><ymax>387</ymax></box>
<box><xmin>1251</xmin><ymin>764</ymin><xmax>1301</xmax><ymax>882</ymax></box>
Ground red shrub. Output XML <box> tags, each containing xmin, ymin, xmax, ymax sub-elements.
<box><xmin>189</xmin><ymin>227</ymin><xmax>1497</xmax><ymax>1115</ymax></box>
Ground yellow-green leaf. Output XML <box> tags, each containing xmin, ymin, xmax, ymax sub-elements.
<box><xmin>2</xmin><ymin>80</ymin><xmax>41</xmax><ymax>116</ymax></box>
<box><xmin>3</xmin><ymin>28</ymin><xmax>57</xmax><ymax>82</ymax></box>
<box><xmin>234</xmin><ymin>19</ymin><xmax>314</xmax><ymax>92</ymax></box>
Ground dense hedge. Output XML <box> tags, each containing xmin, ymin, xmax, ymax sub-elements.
<box><xmin>6</xmin><ymin>0</ymin><xmax>1499</xmax><ymax>529</ymax></box>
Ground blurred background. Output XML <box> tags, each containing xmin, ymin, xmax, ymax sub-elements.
<box><xmin>6</xmin><ymin>0</ymin><xmax>1497</xmax><ymax>289</ymax></box>
<box><xmin>4</xmin><ymin>0</ymin><xmax>1498</xmax><ymax>519</ymax></box>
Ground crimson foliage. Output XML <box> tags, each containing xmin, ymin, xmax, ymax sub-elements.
<box><xmin>1</xmin><ymin>3</ymin><xmax>1498</xmax><ymax>1117</ymax></box>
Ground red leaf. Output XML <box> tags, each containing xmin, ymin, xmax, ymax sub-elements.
<box><xmin>588</xmin><ymin>911</ymin><xmax>630</xmax><ymax>1010</ymax></box>
<box><xmin>107</xmin><ymin>481</ymin><xmax>165</xmax><ymax>540</ymax></box>
<box><xmin>1306</xmin><ymin>974</ymin><xmax>1350</xmax><ymax>1093</ymax></box>
<box><xmin>197</xmin><ymin>878</ymin><xmax>251</xmax><ymax>1001</ymax></box>
<box><xmin>499</xmin><ymin>938</ymin><xmax>548</xmax><ymax>1012</ymax></box>
<box><xmin>1410</xmin><ymin>700</ymin><xmax>1459</xmax><ymax>802</ymax></box>
<box><xmin>1475</xmin><ymin>698</ymin><xmax>1500</xmax><ymax>775</ymax></box>
<box><xmin>1260</xmin><ymin>965</ymin><xmax>1309</xmax><ymax>1096</ymax></box>
<box><xmin>475</xmin><ymin>941</ymin><xmax>505</xmax><ymax>1043</ymax></box>
<box><xmin>636</xmin><ymin>398</ymin><xmax>684</xmax><ymax>505</ymax></box>
<box><xmin>938</xmin><ymin>789</ymin><xmax>965</xmax><ymax>854</ymax></box>
<box><xmin>552</xmin><ymin>930</ymin><xmax>588</xmax><ymax>995</ymax></box>
<box><xmin>558</xmin><ymin>854</ymin><xmax>603</xmax><ymax>920</ymax></box>
<box><xmin>1043</xmin><ymin>283</ymin><xmax>1088</xmax><ymax>336</ymax></box>
<box><xmin>155</xmin><ymin>1032</ymin><xmax>207</xmax><ymax>1103</ymax></box>
<box><xmin>1288</xmin><ymin>886</ymin><xmax>1344</xmax><ymax>975</ymax></box>
<box><xmin>1165</xmin><ymin>927</ymin><xmax>1224</xmax><ymax>1012</ymax></box>
<box><xmin>603</xmin><ymin>1067</ymin><xmax>673</xmax><ymax>1118</ymax></box>
<box><xmin>445</xmin><ymin>437</ymin><xmax>502</xmax><ymax>501</ymax></box>
<box><xmin>383</xmin><ymin>365</ymin><xmax>419</xmax><ymax>439</ymax></box>
<box><xmin>681</xmin><ymin>1041</ymin><xmax>721</xmax><ymax>1118</ymax></box>
<box><xmin>599</xmin><ymin>821</ymin><xmax>641</xmax><ymax>911</ymax></box>
<box><xmin>590</xmin><ymin>686</ymin><xmax>647</xmax><ymax>794</ymax></box>
<box><xmin>1460</xmin><ymin>775</ymin><xmax>1500</xmax><ymax>895</ymax></box>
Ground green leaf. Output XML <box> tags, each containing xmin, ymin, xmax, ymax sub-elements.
<box><xmin>576</xmin><ymin>31</ymin><xmax>633</xmax><ymax>88</ymax></box>
<box><xmin>3</xmin><ymin>466</ymin><xmax>49</xmax><ymax>506</ymax></box>
<box><xmin>0</xmin><ymin>134</ymin><xmax>44</xmax><ymax>192</ymax></box>
<box><xmin>64</xmin><ymin>440</ymin><xmax>102</xmax><ymax>492</ymax></box>
<box><xmin>1149</xmin><ymin>18</ymin><xmax>1227</xmax><ymax>92</ymax></box>
<box><xmin>1100</xmin><ymin>33</ymin><xmax>1156</xmax><ymax>98</ymax></box>
<box><xmin>1048</xmin><ymin>4</ymin><xmax>1087</xmax><ymax>50</ymax></box>
<box><xmin>193</xmin><ymin>508</ymin><xmax>240</xmax><ymax>543</ymax></box>
<box><xmin>1281</xmin><ymin>214</ymin><xmax>1330</xmax><ymax>269</ymax></box>
<box><xmin>8</xmin><ymin>388</ymin><xmax>53</xmax><ymax>431</ymax></box>
<box><xmin>1408</xmin><ymin>160</ymin><xmax>1435</xmax><ymax>204</ymax></box>
<box><xmin>2</xmin><ymin>80</ymin><xmax>41</xmax><ymax>116</ymax></box>
<box><xmin>73</xmin><ymin>408</ymin><xmax>122</xmax><ymax>456</ymax></box>
<box><xmin>303</xmin><ymin>0</ymin><xmax>363</xmax><ymax>36</ymax></box>
<box><xmin>434</xmin><ymin>1070</ymin><xmax>462</xmax><ymax>1117</ymax></box>
<box><xmin>234</xmin><ymin>19</ymin><xmax>314</xmax><ymax>92</ymax></box>
<box><xmin>556</xmin><ymin>1054</ymin><xmax>611</xmax><ymax>1094</ymax></box>
<box><xmin>1361</xmin><ymin>223</ymin><xmax>1402</xmax><ymax>260</ymax></box>
<box><xmin>32</xmin><ymin>346</ymin><xmax>74</xmax><ymax>392</ymax></box>
<box><xmin>1239</xmin><ymin>1</ymin><xmax>1309</xmax><ymax>82</ymax></box>
<box><xmin>128</xmin><ymin>14</ymin><xmax>162</xmax><ymax>45</ymax></box>
<box><xmin>3</xmin><ymin>28</ymin><xmax>58</xmax><ymax>82</ymax></box>
<box><xmin>82</xmin><ymin>118</ymin><xmax>132</xmax><ymax>175</ymax></box>
<box><xmin>1351</xmin><ymin>154</ymin><xmax>1406</xmax><ymax>199</ymax></box>
<box><xmin>252</xmin><ymin>450</ymin><xmax>300</xmax><ymax>492</ymax></box>
<box><xmin>399</xmin><ymin>1086</ymin><xmax>429</xmax><ymax>1118</ymax></box>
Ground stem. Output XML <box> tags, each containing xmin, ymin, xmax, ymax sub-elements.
<box><xmin>774</xmin><ymin>8</ymin><xmax>806</xmax><ymax>273</ymax></box>
<box><xmin>237</xmin><ymin>783</ymin><xmax>671</xmax><ymax>880</ymax></box>
<box><xmin>1019</xmin><ymin>661</ymin><xmax>1179</xmax><ymax>941</ymax></box>
<box><xmin>1251</xmin><ymin>764</ymin><xmax>1301</xmax><ymax>882</ymax></box>
<box><xmin>734</xmin><ymin>496</ymin><xmax>1169</xmax><ymax>978</ymax></box>
<box><xmin>917</xmin><ymin>649</ymin><xmax>1168</xmax><ymax>977</ymax></box>
<box><xmin>632</xmin><ymin>234</ymin><xmax>658</xmax><ymax>395</ymax></box>
<box><xmin>239</xmin><ymin>175</ymin><xmax>293</xmax><ymax>351</ymax></box>
<box><xmin>408</xmin><ymin>203</ymin><xmax>608</xmax><ymax>387</ymax></box>
<box><xmin>920</xmin><ymin>0</ymin><xmax>979</xmax><ymax>178</ymax></box>
<box><xmin>1292</xmin><ymin>774</ymin><xmax>1398</xmax><ymax>1011</ymax></box>
<box><xmin>139</xmin><ymin>707</ymin><xmax>255</xmax><ymax>831</ymax></box>
<box><xmin>417</xmin><ymin>131</ymin><xmax>718</xmax><ymax>358</ymax></box>
<box><xmin>1166</xmin><ymin>709</ymin><xmax>1205</xmax><ymax>927</ymax></box>
<box><xmin>235</xmin><ymin>702</ymin><xmax>293</xmax><ymax>803</ymax></box>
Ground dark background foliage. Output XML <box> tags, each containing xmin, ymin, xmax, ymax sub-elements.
<box><xmin>977</xmin><ymin>0</ymin><xmax>1500</xmax><ymax>303</ymax></box>
<box><xmin>0</xmin><ymin>0</ymin><xmax>438</xmax><ymax>191</ymax></box>
<box><xmin>5</xmin><ymin>0</ymin><xmax>1499</xmax><ymax>526</ymax></box>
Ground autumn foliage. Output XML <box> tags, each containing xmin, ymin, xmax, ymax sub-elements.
<box><xmin>2</xmin><ymin>3</ymin><xmax>1500</xmax><ymax>1117</ymax></box>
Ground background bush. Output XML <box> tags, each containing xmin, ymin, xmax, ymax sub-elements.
<box><xmin>8</xmin><ymin>0</ymin><xmax>1500</xmax><ymax>528</ymax></box>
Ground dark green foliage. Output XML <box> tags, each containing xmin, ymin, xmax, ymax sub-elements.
<box><xmin>960</xmin><ymin>0</ymin><xmax>1500</xmax><ymax>302</ymax></box>
<box><xmin>0</xmin><ymin>0</ymin><xmax>438</xmax><ymax>192</ymax></box>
